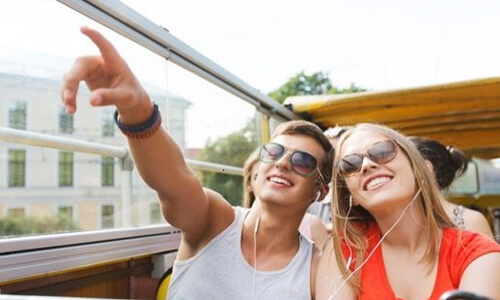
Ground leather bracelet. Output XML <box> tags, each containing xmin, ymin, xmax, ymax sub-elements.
<box><xmin>114</xmin><ymin>103</ymin><xmax>162</xmax><ymax>139</ymax></box>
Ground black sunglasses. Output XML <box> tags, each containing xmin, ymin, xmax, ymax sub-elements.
<box><xmin>259</xmin><ymin>143</ymin><xmax>325</xmax><ymax>181</ymax></box>
<box><xmin>337</xmin><ymin>139</ymin><xmax>398</xmax><ymax>177</ymax></box>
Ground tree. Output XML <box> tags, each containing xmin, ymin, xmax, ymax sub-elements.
<box><xmin>0</xmin><ymin>215</ymin><xmax>79</xmax><ymax>238</ymax></box>
<box><xmin>268</xmin><ymin>71</ymin><xmax>332</xmax><ymax>104</ymax></box>
<box><xmin>268</xmin><ymin>71</ymin><xmax>366</xmax><ymax>103</ymax></box>
<box><xmin>328</xmin><ymin>82</ymin><xmax>366</xmax><ymax>94</ymax></box>
<box><xmin>198</xmin><ymin>119</ymin><xmax>258</xmax><ymax>206</ymax></box>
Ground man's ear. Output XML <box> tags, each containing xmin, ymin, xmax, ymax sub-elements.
<box><xmin>317</xmin><ymin>182</ymin><xmax>329</xmax><ymax>201</ymax></box>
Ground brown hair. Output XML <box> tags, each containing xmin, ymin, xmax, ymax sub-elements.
<box><xmin>242</xmin><ymin>149</ymin><xmax>259</xmax><ymax>208</ymax></box>
<box><xmin>331</xmin><ymin>123</ymin><xmax>455</xmax><ymax>294</ymax></box>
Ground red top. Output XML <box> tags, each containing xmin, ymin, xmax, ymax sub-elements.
<box><xmin>345</xmin><ymin>224</ymin><xmax>500</xmax><ymax>300</ymax></box>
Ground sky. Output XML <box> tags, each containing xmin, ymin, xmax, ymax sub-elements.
<box><xmin>2</xmin><ymin>0</ymin><xmax>500</xmax><ymax>148</ymax></box>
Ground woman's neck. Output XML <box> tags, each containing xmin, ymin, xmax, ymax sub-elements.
<box><xmin>373</xmin><ymin>200</ymin><xmax>429</xmax><ymax>251</ymax></box>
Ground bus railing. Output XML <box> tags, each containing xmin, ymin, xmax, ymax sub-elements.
<box><xmin>56</xmin><ymin>0</ymin><xmax>297</xmax><ymax>123</ymax></box>
<box><xmin>0</xmin><ymin>126</ymin><xmax>242</xmax><ymax>282</ymax></box>
<box><xmin>0</xmin><ymin>0</ymin><xmax>259</xmax><ymax>289</ymax></box>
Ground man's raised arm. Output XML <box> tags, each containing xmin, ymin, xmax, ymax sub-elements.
<box><xmin>61</xmin><ymin>27</ymin><xmax>233</xmax><ymax>242</ymax></box>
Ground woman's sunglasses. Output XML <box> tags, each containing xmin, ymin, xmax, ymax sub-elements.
<box><xmin>337</xmin><ymin>139</ymin><xmax>398</xmax><ymax>177</ymax></box>
<box><xmin>259</xmin><ymin>142</ymin><xmax>325</xmax><ymax>181</ymax></box>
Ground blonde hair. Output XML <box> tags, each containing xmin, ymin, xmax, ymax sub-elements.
<box><xmin>242</xmin><ymin>149</ymin><xmax>259</xmax><ymax>208</ymax></box>
<box><xmin>331</xmin><ymin>123</ymin><xmax>455</xmax><ymax>293</ymax></box>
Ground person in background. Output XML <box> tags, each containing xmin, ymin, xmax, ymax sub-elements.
<box><xmin>316</xmin><ymin>123</ymin><xmax>500</xmax><ymax>300</ymax></box>
<box><xmin>409</xmin><ymin>136</ymin><xmax>494</xmax><ymax>238</ymax></box>
<box><xmin>61</xmin><ymin>26</ymin><xmax>335</xmax><ymax>300</ymax></box>
<box><xmin>243</xmin><ymin>149</ymin><xmax>329</xmax><ymax>250</ymax></box>
<box><xmin>308</xmin><ymin>125</ymin><xmax>349</xmax><ymax>232</ymax></box>
<box><xmin>242</xmin><ymin>149</ymin><xmax>259</xmax><ymax>209</ymax></box>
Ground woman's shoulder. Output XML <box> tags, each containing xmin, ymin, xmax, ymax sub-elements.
<box><xmin>440</xmin><ymin>227</ymin><xmax>500</xmax><ymax>288</ymax></box>
<box><xmin>316</xmin><ymin>241</ymin><xmax>356</xmax><ymax>300</ymax></box>
<box><xmin>441</xmin><ymin>227</ymin><xmax>500</xmax><ymax>259</ymax></box>
<box><xmin>461</xmin><ymin>207</ymin><xmax>494</xmax><ymax>238</ymax></box>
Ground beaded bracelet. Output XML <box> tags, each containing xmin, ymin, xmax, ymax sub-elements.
<box><xmin>114</xmin><ymin>103</ymin><xmax>162</xmax><ymax>139</ymax></box>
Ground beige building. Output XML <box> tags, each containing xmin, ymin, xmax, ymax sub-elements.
<box><xmin>0</xmin><ymin>71</ymin><xmax>190</xmax><ymax>233</ymax></box>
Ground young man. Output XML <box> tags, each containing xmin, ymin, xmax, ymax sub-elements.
<box><xmin>61</xmin><ymin>27</ymin><xmax>333</xmax><ymax>300</ymax></box>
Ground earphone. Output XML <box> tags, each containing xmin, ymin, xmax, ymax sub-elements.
<box><xmin>254</xmin><ymin>216</ymin><xmax>261</xmax><ymax>234</ymax></box>
<box><xmin>252</xmin><ymin>216</ymin><xmax>260</xmax><ymax>300</ymax></box>
<box><xmin>344</xmin><ymin>196</ymin><xmax>354</xmax><ymax>270</ymax></box>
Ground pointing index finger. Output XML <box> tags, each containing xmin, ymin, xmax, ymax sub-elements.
<box><xmin>80</xmin><ymin>26</ymin><xmax>124</xmax><ymax>67</ymax></box>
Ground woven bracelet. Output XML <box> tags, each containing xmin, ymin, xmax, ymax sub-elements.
<box><xmin>114</xmin><ymin>103</ymin><xmax>162</xmax><ymax>139</ymax></box>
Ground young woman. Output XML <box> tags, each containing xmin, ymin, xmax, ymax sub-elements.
<box><xmin>409</xmin><ymin>136</ymin><xmax>493</xmax><ymax>238</ymax></box>
<box><xmin>316</xmin><ymin>123</ymin><xmax>500</xmax><ymax>300</ymax></box>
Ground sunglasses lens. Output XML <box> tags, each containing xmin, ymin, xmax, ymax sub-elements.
<box><xmin>338</xmin><ymin>154</ymin><xmax>363</xmax><ymax>176</ymax></box>
<box><xmin>338</xmin><ymin>140</ymin><xmax>398</xmax><ymax>177</ymax></box>
<box><xmin>291</xmin><ymin>152</ymin><xmax>317</xmax><ymax>176</ymax></box>
<box><xmin>368</xmin><ymin>140</ymin><xmax>397</xmax><ymax>164</ymax></box>
<box><xmin>260</xmin><ymin>143</ymin><xmax>285</xmax><ymax>163</ymax></box>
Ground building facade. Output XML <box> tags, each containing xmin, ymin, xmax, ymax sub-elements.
<box><xmin>0</xmin><ymin>71</ymin><xmax>190</xmax><ymax>234</ymax></box>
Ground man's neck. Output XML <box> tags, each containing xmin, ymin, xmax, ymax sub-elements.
<box><xmin>241</xmin><ymin>206</ymin><xmax>304</xmax><ymax>271</ymax></box>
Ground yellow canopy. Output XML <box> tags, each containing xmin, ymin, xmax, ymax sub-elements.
<box><xmin>284</xmin><ymin>77</ymin><xmax>500</xmax><ymax>159</ymax></box>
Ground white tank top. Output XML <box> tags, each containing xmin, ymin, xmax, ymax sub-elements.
<box><xmin>167</xmin><ymin>207</ymin><xmax>313</xmax><ymax>300</ymax></box>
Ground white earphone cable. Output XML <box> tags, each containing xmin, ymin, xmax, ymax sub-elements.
<box><xmin>328</xmin><ymin>189</ymin><xmax>422</xmax><ymax>300</ymax></box>
<box><xmin>252</xmin><ymin>216</ymin><xmax>260</xmax><ymax>300</ymax></box>
<box><xmin>344</xmin><ymin>196</ymin><xmax>354</xmax><ymax>270</ymax></box>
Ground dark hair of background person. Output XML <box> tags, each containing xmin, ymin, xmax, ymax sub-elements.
<box><xmin>408</xmin><ymin>136</ymin><xmax>468</xmax><ymax>190</ymax></box>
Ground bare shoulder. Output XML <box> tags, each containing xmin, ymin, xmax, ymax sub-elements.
<box><xmin>460</xmin><ymin>251</ymin><xmax>500</xmax><ymax>299</ymax></box>
<box><xmin>204</xmin><ymin>188</ymin><xmax>236</xmax><ymax>232</ymax></box>
<box><xmin>462</xmin><ymin>207</ymin><xmax>494</xmax><ymax>238</ymax></box>
<box><xmin>311</xmin><ymin>246</ymin><xmax>321</xmax><ymax>300</ymax></box>
<box><xmin>308</xmin><ymin>214</ymin><xmax>330</xmax><ymax>252</ymax></box>
<box><xmin>180</xmin><ymin>188</ymin><xmax>235</xmax><ymax>251</ymax></box>
<box><xmin>315</xmin><ymin>241</ymin><xmax>355</xmax><ymax>300</ymax></box>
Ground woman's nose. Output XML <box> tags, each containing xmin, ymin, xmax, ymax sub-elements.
<box><xmin>360</xmin><ymin>155</ymin><xmax>378</xmax><ymax>173</ymax></box>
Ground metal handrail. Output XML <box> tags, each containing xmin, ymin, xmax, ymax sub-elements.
<box><xmin>0</xmin><ymin>126</ymin><xmax>243</xmax><ymax>176</ymax></box>
<box><xmin>56</xmin><ymin>0</ymin><xmax>298</xmax><ymax>122</ymax></box>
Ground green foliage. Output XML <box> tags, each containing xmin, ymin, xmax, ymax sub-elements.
<box><xmin>0</xmin><ymin>215</ymin><xmax>79</xmax><ymax>238</ymax></box>
<box><xmin>268</xmin><ymin>71</ymin><xmax>366</xmax><ymax>103</ymax></box>
<box><xmin>268</xmin><ymin>71</ymin><xmax>333</xmax><ymax>103</ymax></box>
<box><xmin>198</xmin><ymin>119</ymin><xmax>258</xmax><ymax>206</ymax></box>
<box><xmin>328</xmin><ymin>82</ymin><xmax>367</xmax><ymax>94</ymax></box>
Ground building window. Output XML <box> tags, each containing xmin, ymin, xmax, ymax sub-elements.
<box><xmin>58</xmin><ymin>206</ymin><xmax>73</xmax><ymax>221</ymax></box>
<box><xmin>7</xmin><ymin>207</ymin><xmax>25</xmax><ymax>218</ymax></box>
<box><xmin>8</xmin><ymin>101</ymin><xmax>27</xmax><ymax>130</ymax></box>
<box><xmin>101</xmin><ymin>110</ymin><xmax>114</xmax><ymax>137</ymax></box>
<box><xmin>150</xmin><ymin>202</ymin><xmax>162</xmax><ymax>224</ymax></box>
<box><xmin>59</xmin><ymin>107</ymin><xmax>74</xmax><ymax>134</ymax></box>
<box><xmin>58</xmin><ymin>152</ymin><xmax>74</xmax><ymax>187</ymax></box>
<box><xmin>8</xmin><ymin>149</ymin><xmax>26</xmax><ymax>187</ymax></box>
<box><xmin>101</xmin><ymin>157</ymin><xmax>114</xmax><ymax>186</ymax></box>
<box><xmin>101</xmin><ymin>204</ymin><xmax>114</xmax><ymax>229</ymax></box>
